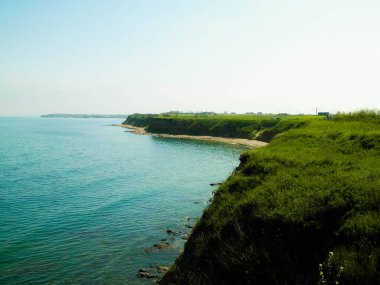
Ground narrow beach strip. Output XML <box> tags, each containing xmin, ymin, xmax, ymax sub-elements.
<box><xmin>114</xmin><ymin>124</ymin><xmax>268</xmax><ymax>148</ymax></box>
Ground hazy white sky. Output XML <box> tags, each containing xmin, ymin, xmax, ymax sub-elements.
<box><xmin>1</xmin><ymin>0</ymin><xmax>379</xmax><ymax>115</ymax></box>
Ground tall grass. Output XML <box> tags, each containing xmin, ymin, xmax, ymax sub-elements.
<box><xmin>334</xmin><ymin>109</ymin><xmax>380</xmax><ymax>123</ymax></box>
<box><xmin>160</xmin><ymin>112</ymin><xmax>380</xmax><ymax>285</ymax></box>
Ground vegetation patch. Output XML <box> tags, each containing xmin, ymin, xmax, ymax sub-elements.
<box><xmin>154</xmin><ymin>111</ymin><xmax>380</xmax><ymax>285</ymax></box>
<box><xmin>125</xmin><ymin>112</ymin><xmax>380</xmax><ymax>284</ymax></box>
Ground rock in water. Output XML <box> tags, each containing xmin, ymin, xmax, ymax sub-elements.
<box><xmin>157</xmin><ymin>265</ymin><xmax>169</xmax><ymax>273</ymax></box>
<box><xmin>137</xmin><ymin>268</ymin><xmax>149</xmax><ymax>277</ymax></box>
<box><xmin>153</xmin><ymin>242</ymin><xmax>170</xmax><ymax>250</ymax></box>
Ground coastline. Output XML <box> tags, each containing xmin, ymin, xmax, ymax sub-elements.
<box><xmin>115</xmin><ymin>113</ymin><xmax>380</xmax><ymax>284</ymax></box>
<box><xmin>114</xmin><ymin>124</ymin><xmax>268</xmax><ymax>148</ymax></box>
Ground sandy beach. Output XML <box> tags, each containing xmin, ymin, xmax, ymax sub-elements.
<box><xmin>114</xmin><ymin>124</ymin><xmax>268</xmax><ymax>148</ymax></box>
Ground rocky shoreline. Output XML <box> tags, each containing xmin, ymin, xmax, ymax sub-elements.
<box><xmin>136</xmin><ymin>217</ymin><xmax>197</xmax><ymax>283</ymax></box>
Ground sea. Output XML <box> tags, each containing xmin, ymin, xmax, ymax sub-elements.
<box><xmin>0</xmin><ymin>117</ymin><xmax>244</xmax><ymax>284</ymax></box>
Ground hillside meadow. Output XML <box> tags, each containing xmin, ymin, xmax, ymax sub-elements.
<box><xmin>125</xmin><ymin>112</ymin><xmax>380</xmax><ymax>285</ymax></box>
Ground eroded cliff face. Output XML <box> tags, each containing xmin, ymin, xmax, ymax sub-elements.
<box><xmin>159</xmin><ymin>116</ymin><xmax>380</xmax><ymax>285</ymax></box>
<box><xmin>124</xmin><ymin>114</ymin><xmax>303</xmax><ymax>142</ymax></box>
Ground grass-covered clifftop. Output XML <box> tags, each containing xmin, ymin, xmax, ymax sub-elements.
<box><xmin>124</xmin><ymin>114</ymin><xmax>322</xmax><ymax>142</ymax></box>
<box><xmin>157</xmin><ymin>111</ymin><xmax>380</xmax><ymax>285</ymax></box>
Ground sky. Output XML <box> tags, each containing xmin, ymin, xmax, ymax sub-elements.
<box><xmin>0</xmin><ymin>0</ymin><xmax>379</xmax><ymax>116</ymax></box>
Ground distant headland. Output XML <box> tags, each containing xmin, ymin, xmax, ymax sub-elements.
<box><xmin>41</xmin><ymin>114</ymin><xmax>128</xmax><ymax>119</ymax></box>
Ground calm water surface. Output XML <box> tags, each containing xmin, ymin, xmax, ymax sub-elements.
<box><xmin>0</xmin><ymin>117</ymin><xmax>244</xmax><ymax>284</ymax></box>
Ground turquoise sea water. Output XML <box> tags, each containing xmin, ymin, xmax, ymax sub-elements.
<box><xmin>0</xmin><ymin>117</ymin><xmax>244</xmax><ymax>284</ymax></box>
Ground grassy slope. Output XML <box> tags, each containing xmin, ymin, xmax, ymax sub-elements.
<box><xmin>124</xmin><ymin>114</ymin><xmax>322</xmax><ymax>141</ymax></box>
<box><xmin>157</xmin><ymin>113</ymin><xmax>380</xmax><ymax>285</ymax></box>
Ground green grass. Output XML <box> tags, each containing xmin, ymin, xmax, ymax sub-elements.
<box><xmin>158</xmin><ymin>112</ymin><xmax>380</xmax><ymax>285</ymax></box>
<box><xmin>124</xmin><ymin>113</ymin><xmax>324</xmax><ymax>141</ymax></box>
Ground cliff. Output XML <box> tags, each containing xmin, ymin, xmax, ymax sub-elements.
<box><xmin>124</xmin><ymin>114</ymin><xmax>313</xmax><ymax>142</ymax></box>
<box><xmin>125</xmin><ymin>112</ymin><xmax>380</xmax><ymax>285</ymax></box>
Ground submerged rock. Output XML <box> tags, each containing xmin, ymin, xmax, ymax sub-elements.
<box><xmin>157</xmin><ymin>265</ymin><xmax>169</xmax><ymax>273</ymax></box>
<box><xmin>153</xmin><ymin>242</ymin><xmax>170</xmax><ymax>250</ymax></box>
<box><xmin>181</xmin><ymin>234</ymin><xmax>189</xmax><ymax>240</ymax></box>
<box><xmin>137</xmin><ymin>268</ymin><xmax>149</xmax><ymax>277</ymax></box>
<box><xmin>144</xmin><ymin>242</ymin><xmax>170</xmax><ymax>253</ymax></box>
<box><xmin>166</xmin><ymin>229</ymin><xmax>176</xmax><ymax>235</ymax></box>
<box><xmin>137</xmin><ymin>268</ymin><xmax>159</xmax><ymax>279</ymax></box>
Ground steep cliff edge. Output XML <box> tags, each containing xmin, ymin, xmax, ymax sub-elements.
<box><xmin>158</xmin><ymin>113</ymin><xmax>380</xmax><ymax>285</ymax></box>
<box><xmin>125</xmin><ymin>113</ymin><xmax>380</xmax><ymax>284</ymax></box>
